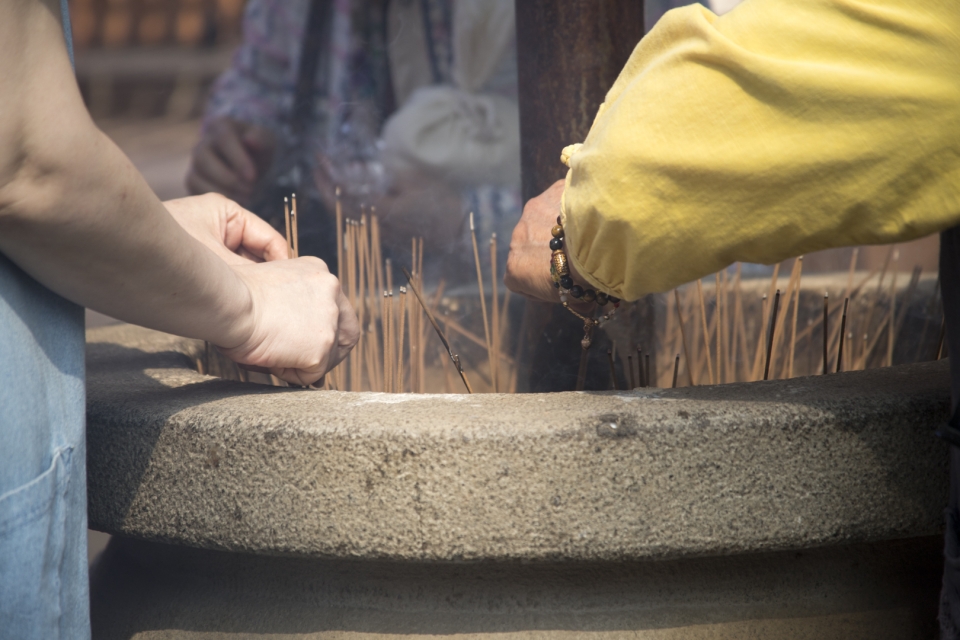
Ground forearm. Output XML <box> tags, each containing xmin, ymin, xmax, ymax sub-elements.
<box><xmin>0</xmin><ymin>0</ymin><xmax>252</xmax><ymax>347</ymax></box>
<box><xmin>0</xmin><ymin>129</ymin><xmax>254</xmax><ymax>347</ymax></box>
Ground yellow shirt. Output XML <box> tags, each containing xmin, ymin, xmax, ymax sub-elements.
<box><xmin>561</xmin><ymin>0</ymin><xmax>960</xmax><ymax>301</ymax></box>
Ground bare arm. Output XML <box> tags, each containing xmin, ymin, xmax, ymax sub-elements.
<box><xmin>0</xmin><ymin>0</ymin><xmax>357</xmax><ymax>384</ymax></box>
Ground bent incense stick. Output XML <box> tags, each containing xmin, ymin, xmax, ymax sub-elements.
<box><xmin>401</xmin><ymin>266</ymin><xmax>473</xmax><ymax>393</ymax></box>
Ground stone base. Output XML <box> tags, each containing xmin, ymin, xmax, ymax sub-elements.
<box><xmin>90</xmin><ymin>535</ymin><xmax>942</xmax><ymax>639</ymax></box>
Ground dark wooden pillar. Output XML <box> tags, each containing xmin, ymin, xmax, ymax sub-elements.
<box><xmin>515</xmin><ymin>1</ymin><xmax>645</xmax><ymax>202</ymax></box>
<box><xmin>514</xmin><ymin>1</ymin><xmax>647</xmax><ymax>391</ymax></box>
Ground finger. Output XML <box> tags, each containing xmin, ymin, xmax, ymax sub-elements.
<box><xmin>330</xmin><ymin>290</ymin><xmax>360</xmax><ymax>368</ymax></box>
<box><xmin>237</xmin><ymin>247</ymin><xmax>261</xmax><ymax>263</ymax></box>
<box><xmin>269</xmin><ymin>365</ymin><xmax>325</xmax><ymax>387</ymax></box>
<box><xmin>222</xmin><ymin>204</ymin><xmax>290</xmax><ymax>262</ymax></box>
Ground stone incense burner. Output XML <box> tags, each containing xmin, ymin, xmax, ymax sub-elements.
<box><xmin>87</xmin><ymin>323</ymin><xmax>950</xmax><ymax>639</ymax></box>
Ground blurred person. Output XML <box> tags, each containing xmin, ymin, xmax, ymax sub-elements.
<box><xmin>0</xmin><ymin>1</ymin><xmax>358</xmax><ymax>637</ymax></box>
<box><xmin>503</xmin><ymin>0</ymin><xmax>960</xmax><ymax>634</ymax></box>
<box><xmin>186</xmin><ymin>0</ymin><xmax>521</xmax><ymax>268</ymax></box>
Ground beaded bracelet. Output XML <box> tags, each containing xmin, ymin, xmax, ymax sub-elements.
<box><xmin>548</xmin><ymin>216</ymin><xmax>621</xmax><ymax>347</ymax></box>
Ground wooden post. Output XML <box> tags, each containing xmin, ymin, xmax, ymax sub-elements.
<box><xmin>515</xmin><ymin>0</ymin><xmax>645</xmax><ymax>391</ymax></box>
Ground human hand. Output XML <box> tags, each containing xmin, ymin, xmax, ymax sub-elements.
<box><xmin>505</xmin><ymin>179</ymin><xmax>580</xmax><ymax>303</ymax></box>
<box><xmin>186</xmin><ymin>118</ymin><xmax>275</xmax><ymax>206</ymax></box>
<box><xmin>164</xmin><ymin>193</ymin><xmax>289</xmax><ymax>265</ymax></box>
<box><xmin>222</xmin><ymin>257</ymin><xmax>360</xmax><ymax>386</ymax></box>
<box><xmin>166</xmin><ymin>193</ymin><xmax>358</xmax><ymax>384</ymax></box>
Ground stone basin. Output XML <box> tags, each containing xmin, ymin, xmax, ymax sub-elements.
<box><xmin>86</xmin><ymin>323</ymin><xmax>952</xmax><ymax>639</ymax></box>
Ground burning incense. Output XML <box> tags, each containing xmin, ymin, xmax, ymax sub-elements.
<box><xmin>672</xmin><ymin>354</ymin><xmax>680</xmax><ymax>388</ymax></box>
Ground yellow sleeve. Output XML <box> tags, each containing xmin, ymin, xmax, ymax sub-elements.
<box><xmin>561</xmin><ymin>0</ymin><xmax>960</xmax><ymax>301</ymax></box>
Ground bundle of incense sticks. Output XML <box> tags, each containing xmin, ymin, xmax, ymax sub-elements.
<box><xmin>317</xmin><ymin>199</ymin><xmax>512</xmax><ymax>394</ymax></box>
<box><xmin>198</xmin><ymin>194</ymin><xmax>942</xmax><ymax>393</ymax></box>
<box><xmin>650</xmin><ymin>250</ymin><xmax>940</xmax><ymax>389</ymax></box>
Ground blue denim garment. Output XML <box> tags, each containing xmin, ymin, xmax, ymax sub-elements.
<box><xmin>0</xmin><ymin>252</ymin><xmax>88</xmax><ymax>639</ymax></box>
<box><xmin>0</xmin><ymin>4</ymin><xmax>89</xmax><ymax>637</ymax></box>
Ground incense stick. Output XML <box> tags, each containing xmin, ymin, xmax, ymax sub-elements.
<box><xmin>822</xmin><ymin>294</ymin><xmax>829</xmax><ymax>375</ymax></box>
<box><xmin>836</xmin><ymin>297</ymin><xmax>849</xmax><ymax>373</ymax></box>
<box><xmin>335</xmin><ymin>187</ymin><xmax>343</xmax><ymax>275</ymax></box>
<box><xmin>771</xmin><ymin>259</ymin><xmax>802</xmax><ymax>379</ymax></box>
<box><xmin>674</xmin><ymin>289</ymin><xmax>696</xmax><ymax>386</ymax></box>
<box><xmin>763</xmin><ymin>290</ymin><xmax>780</xmax><ymax>381</ymax></box>
<box><xmin>714</xmin><ymin>271</ymin><xmax>724</xmax><ymax>384</ymax></box>
<box><xmin>646</xmin><ymin>353</ymin><xmax>652</xmax><ymax>389</ymax></box>
<box><xmin>490</xmin><ymin>234</ymin><xmax>500</xmax><ymax>392</ymax></box>
<box><xmin>628</xmin><ymin>355</ymin><xmax>636</xmax><ymax>389</ymax></box>
<box><xmin>672</xmin><ymin>354</ymin><xmax>680</xmax><ymax>388</ymax></box>
<box><xmin>283</xmin><ymin>197</ymin><xmax>292</xmax><ymax>259</ymax></box>
<box><xmin>886</xmin><ymin>250</ymin><xmax>899</xmax><ymax>367</ymax></box>
<box><xmin>937</xmin><ymin>318</ymin><xmax>946</xmax><ymax>360</ymax></box>
<box><xmin>401</xmin><ymin>266</ymin><xmax>473</xmax><ymax>393</ymax></box>
<box><xmin>786</xmin><ymin>257</ymin><xmax>803</xmax><ymax>379</ymax></box>
<box><xmin>696</xmin><ymin>280</ymin><xmax>715</xmax><ymax>384</ymax></box>
<box><xmin>469</xmin><ymin>213</ymin><xmax>494</xmax><ymax>390</ymax></box>
<box><xmin>397</xmin><ymin>288</ymin><xmax>407</xmax><ymax>393</ymax></box>
<box><xmin>636</xmin><ymin>348</ymin><xmax>645</xmax><ymax>387</ymax></box>
<box><xmin>291</xmin><ymin>193</ymin><xmax>299</xmax><ymax>258</ymax></box>
<box><xmin>575</xmin><ymin>343</ymin><xmax>590</xmax><ymax>391</ymax></box>
<box><xmin>607</xmin><ymin>349</ymin><xmax>619</xmax><ymax>391</ymax></box>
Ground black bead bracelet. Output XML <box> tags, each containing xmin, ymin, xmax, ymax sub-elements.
<box><xmin>548</xmin><ymin>216</ymin><xmax>621</xmax><ymax>343</ymax></box>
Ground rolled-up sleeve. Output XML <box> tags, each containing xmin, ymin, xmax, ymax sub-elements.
<box><xmin>561</xmin><ymin>0</ymin><xmax>960</xmax><ymax>301</ymax></box>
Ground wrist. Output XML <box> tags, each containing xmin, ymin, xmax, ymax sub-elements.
<box><xmin>208</xmin><ymin>261</ymin><xmax>258</xmax><ymax>352</ymax></box>
<box><xmin>550</xmin><ymin>216</ymin><xmax>620</xmax><ymax>307</ymax></box>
